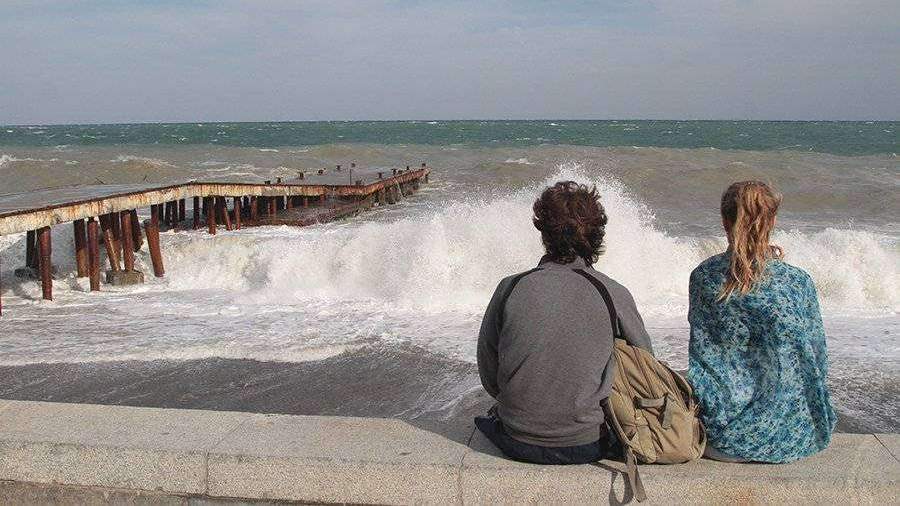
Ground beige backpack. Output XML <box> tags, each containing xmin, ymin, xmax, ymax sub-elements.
<box><xmin>575</xmin><ymin>269</ymin><xmax>706</xmax><ymax>502</ymax></box>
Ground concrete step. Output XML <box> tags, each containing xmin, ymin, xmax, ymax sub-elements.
<box><xmin>0</xmin><ymin>399</ymin><xmax>897</xmax><ymax>504</ymax></box>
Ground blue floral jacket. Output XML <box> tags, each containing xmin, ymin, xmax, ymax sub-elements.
<box><xmin>688</xmin><ymin>252</ymin><xmax>836</xmax><ymax>463</ymax></box>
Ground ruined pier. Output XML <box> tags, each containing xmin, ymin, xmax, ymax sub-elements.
<box><xmin>0</xmin><ymin>163</ymin><xmax>430</xmax><ymax>315</ymax></box>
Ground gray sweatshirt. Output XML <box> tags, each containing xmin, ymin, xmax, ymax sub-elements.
<box><xmin>477</xmin><ymin>256</ymin><xmax>653</xmax><ymax>447</ymax></box>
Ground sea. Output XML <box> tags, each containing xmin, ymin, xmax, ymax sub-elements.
<box><xmin>0</xmin><ymin>120</ymin><xmax>897</xmax><ymax>434</ymax></box>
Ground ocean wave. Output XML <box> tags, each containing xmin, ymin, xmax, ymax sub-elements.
<box><xmin>111</xmin><ymin>155</ymin><xmax>176</xmax><ymax>168</ymax></box>
<box><xmin>147</xmin><ymin>164</ymin><xmax>897</xmax><ymax>316</ymax></box>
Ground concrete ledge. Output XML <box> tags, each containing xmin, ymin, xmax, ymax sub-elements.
<box><xmin>1</xmin><ymin>400</ymin><xmax>897</xmax><ymax>505</ymax></box>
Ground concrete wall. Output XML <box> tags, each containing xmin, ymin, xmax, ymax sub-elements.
<box><xmin>0</xmin><ymin>400</ymin><xmax>897</xmax><ymax>504</ymax></box>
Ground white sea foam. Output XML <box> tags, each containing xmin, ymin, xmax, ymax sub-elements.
<box><xmin>503</xmin><ymin>158</ymin><xmax>533</xmax><ymax>165</ymax></box>
<box><xmin>111</xmin><ymin>155</ymin><xmax>175</xmax><ymax>167</ymax></box>
<box><xmin>0</xmin><ymin>154</ymin><xmax>59</xmax><ymax>167</ymax></box>
<box><xmin>0</xmin><ymin>164</ymin><xmax>896</xmax><ymax>366</ymax></box>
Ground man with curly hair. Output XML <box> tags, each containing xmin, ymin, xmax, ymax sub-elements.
<box><xmin>476</xmin><ymin>181</ymin><xmax>654</xmax><ymax>464</ymax></box>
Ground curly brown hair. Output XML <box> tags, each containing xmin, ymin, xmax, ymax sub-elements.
<box><xmin>532</xmin><ymin>181</ymin><xmax>608</xmax><ymax>265</ymax></box>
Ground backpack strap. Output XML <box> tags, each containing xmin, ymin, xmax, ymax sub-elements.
<box><xmin>575</xmin><ymin>268</ymin><xmax>648</xmax><ymax>502</ymax></box>
<box><xmin>572</xmin><ymin>269</ymin><xmax>622</xmax><ymax>339</ymax></box>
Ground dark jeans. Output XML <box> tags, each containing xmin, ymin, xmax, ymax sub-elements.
<box><xmin>474</xmin><ymin>408</ymin><xmax>617</xmax><ymax>465</ymax></box>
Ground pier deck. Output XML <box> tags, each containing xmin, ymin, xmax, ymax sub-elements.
<box><xmin>0</xmin><ymin>163</ymin><xmax>429</xmax><ymax>314</ymax></box>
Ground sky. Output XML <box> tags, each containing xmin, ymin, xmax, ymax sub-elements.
<box><xmin>1</xmin><ymin>0</ymin><xmax>898</xmax><ymax>124</ymax></box>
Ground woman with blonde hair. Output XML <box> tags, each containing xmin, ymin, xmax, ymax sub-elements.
<box><xmin>688</xmin><ymin>181</ymin><xmax>835</xmax><ymax>463</ymax></box>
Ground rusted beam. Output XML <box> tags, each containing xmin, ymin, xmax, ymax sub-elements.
<box><xmin>145</xmin><ymin>207</ymin><xmax>164</xmax><ymax>277</ymax></box>
<box><xmin>87</xmin><ymin>217</ymin><xmax>100</xmax><ymax>291</ymax></box>
<box><xmin>130</xmin><ymin>210</ymin><xmax>143</xmax><ymax>251</ymax></box>
<box><xmin>38</xmin><ymin>226</ymin><xmax>52</xmax><ymax>300</ymax></box>
<box><xmin>73</xmin><ymin>219</ymin><xmax>89</xmax><ymax>278</ymax></box>
<box><xmin>192</xmin><ymin>196</ymin><xmax>201</xmax><ymax>230</ymax></box>
<box><xmin>99</xmin><ymin>214</ymin><xmax>120</xmax><ymax>271</ymax></box>
<box><xmin>205</xmin><ymin>197</ymin><xmax>216</xmax><ymax>235</ymax></box>
<box><xmin>233</xmin><ymin>197</ymin><xmax>242</xmax><ymax>230</ymax></box>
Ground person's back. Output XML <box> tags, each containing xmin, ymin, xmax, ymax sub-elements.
<box><xmin>476</xmin><ymin>181</ymin><xmax>652</xmax><ymax>464</ymax></box>
<box><xmin>688</xmin><ymin>181</ymin><xmax>836</xmax><ymax>463</ymax></box>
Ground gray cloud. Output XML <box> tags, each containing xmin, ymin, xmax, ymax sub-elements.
<box><xmin>1</xmin><ymin>0</ymin><xmax>897</xmax><ymax>124</ymax></box>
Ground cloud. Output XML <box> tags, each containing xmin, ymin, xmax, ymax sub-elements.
<box><xmin>0</xmin><ymin>0</ymin><xmax>897</xmax><ymax>123</ymax></box>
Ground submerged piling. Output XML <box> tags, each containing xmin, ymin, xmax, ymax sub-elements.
<box><xmin>146</xmin><ymin>205</ymin><xmax>164</xmax><ymax>277</ymax></box>
<box><xmin>205</xmin><ymin>197</ymin><xmax>216</xmax><ymax>235</ymax></box>
<box><xmin>193</xmin><ymin>197</ymin><xmax>201</xmax><ymax>230</ymax></box>
<box><xmin>73</xmin><ymin>219</ymin><xmax>88</xmax><ymax>278</ymax></box>
<box><xmin>99</xmin><ymin>214</ymin><xmax>120</xmax><ymax>271</ymax></box>
<box><xmin>233</xmin><ymin>197</ymin><xmax>242</xmax><ymax>230</ymax></box>
<box><xmin>87</xmin><ymin>217</ymin><xmax>100</xmax><ymax>291</ymax></box>
<box><xmin>129</xmin><ymin>210</ymin><xmax>143</xmax><ymax>251</ymax></box>
<box><xmin>26</xmin><ymin>230</ymin><xmax>36</xmax><ymax>269</ymax></box>
<box><xmin>219</xmin><ymin>197</ymin><xmax>232</xmax><ymax>231</ymax></box>
<box><xmin>38</xmin><ymin>226</ymin><xmax>52</xmax><ymax>301</ymax></box>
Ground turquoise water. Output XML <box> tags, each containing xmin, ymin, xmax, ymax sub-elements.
<box><xmin>2</xmin><ymin>120</ymin><xmax>897</xmax><ymax>156</ymax></box>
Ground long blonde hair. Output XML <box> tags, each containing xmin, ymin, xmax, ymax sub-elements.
<box><xmin>719</xmin><ymin>181</ymin><xmax>784</xmax><ymax>300</ymax></box>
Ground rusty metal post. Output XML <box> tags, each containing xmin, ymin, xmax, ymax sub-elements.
<box><xmin>286</xmin><ymin>196</ymin><xmax>293</xmax><ymax>210</ymax></box>
<box><xmin>164</xmin><ymin>201</ymin><xmax>172</xmax><ymax>225</ymax></box>
<box><xmin>120</xmin><ymin>211</ymin><xmax>136</xmax><ymax>272</ymax></box>
<box><xmin>87</xmin><ymin>218</ymin><xmax>100</xmax><ymax>291</ymax></box>
<box><xmin>303</xmin><ymin>196</ymin><xmax>309</xmax><ymax>208</ymax></box>
<box><xmin>129</xmin><ymin>210</ymin><xmax>143</xmax><ymax>251</ymax></box>
<box><xmin>26</xmin><ymin>230</ymin><xmax>36</xmax><ymax>268</ymax></box>
<box><xmin>205</xmin><ymin>197</ymin><xmax>216</xmax><ymax>235</ymax></box>
<box><xmin>110</xmin><ymin>211</ymin><xmax>123</xmax><ymax>258</ymax></box>
<box><xmin>250</xmin><ymin>197</ymin><xmax>258</xmax><ymax>221</ymax></box>
<box><xmin>233</xmin><ymin>197</ymin><xmax>242</xmax><ymax>230</ymax></box>
<box><xmin>218</xmin><ymin>197</ymin><xmax>232</xmax><ymax>231</ymax></box>
<box><xmin>178</xmin><ymin>199</ymin><xmax>186</xmax><ymax>222</ymax></box>
<box><xmin>99</xmin><ymin>214</ymin><xmax>120</xmax><ymax>271</ymax></box>
<box><xmin>269</xmin><ymin>197</ymin><xmax>277</xmax><ymax>216</ymax></box>
<box><xmin>145</xmin><ymin>208</ymin><xmax>164</xmax><ymax>277</ymax></box>
<box><xmin>37</xmin><ymin>226</ymin><xmax>52</xmax><ymax>300</ymax></box>
<box><xmin>72</xmin><ymin>219</ymin><xmax>89</xmax><ymax>278</ymax></box>
<box><xmin>193</xmin><ymin>196</ymin><xmax>201</xmax><ymax>230</ymax></box>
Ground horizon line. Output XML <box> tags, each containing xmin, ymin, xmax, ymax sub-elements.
<box><xmin>2</xmin><ymin>118</ymin><xmax>898</xmax><ymax>128</ymax></box>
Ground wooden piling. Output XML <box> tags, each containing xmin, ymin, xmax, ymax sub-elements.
<box><xmin>130</xmin><ymin>210</ymin><xmax>143</xmax><ymax>251</ymax></box>
<box><xmin>87</xmin><ymin>218</ymin><xmax>100</xmax><ymax>291</ymax></box>
<box><xmin>38</xmin><ymin>226</ymin><xmax>52</xmax><ymax>300</ymax></box>
<box><xmin>99</xmin><ymin>214</ymin><xmax>120</xmax><ymax>271</ymax></box>
<box><xmin>193</xmin><ymin>196</ymin><xmax>201</xmax><ymax>230</ymax></box>
<box><xmin>73</xmin><ymin>219</ymin><xmax>89</xmax><ymax>278</ymax></box>
<box><xmin>164</xmin><ymin>201</ymin><xmax>172</xmax><ymax>226</ymax></box>
<box><xmin>205</xmin><ymin>197</ymin><xmax>216</xmax><ymax>235</ymax></box>
<box><xmin>178</xmin><ymin>199</ymin><xmax>186</xmax><ymax>222</ymax></box>
<box><xmin>26</xmin><ymin>230</ymin><xmax>36</xmax><ymax>268</ymax></box>
<box><xmin>219</xmin><ymin>197</ymin><xmax>232</xmax><ymax>231</ymax></box>
<box><xmin>146</xmin><ymin>207</ymin><xmax>164</xmax><ymax>277</ymax></box>
<box><xmin>233</xmin><ymin>197</ymin><xmax>242</xmax><ymax>230</ymax></box>
<box><xmin>250</xmin><ymin>197</ymin><xmax>259</xmax><ymax>222</ymax></box>
<box><xmin>268</xmin><ymin>197</ymin><xmax>277</xmax><ymax>216</ymax></box>
<box><xmin>286</xmin><ymin>196</ymin><xmax>293</xmax><ymax>210</ymax></box>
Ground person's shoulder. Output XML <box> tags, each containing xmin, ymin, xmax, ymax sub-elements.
<box><xmin>495</xmin><ymin>267</ymin><xmax>543</xmax><ymax>290</ymax></box>
<box><xmin>769</xmin><ymin>259</ymin><xmax>815</xmax><ymax>287</ymax></box>
<box><xmin>691</xmin><ymin>252</ymin><xmax>728</xmax><ymax>279</ymax></box>
<box><xmin>586</xmin><ymin>268</ymin><xmax>636</xmax><ymax>303</ymax></box>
